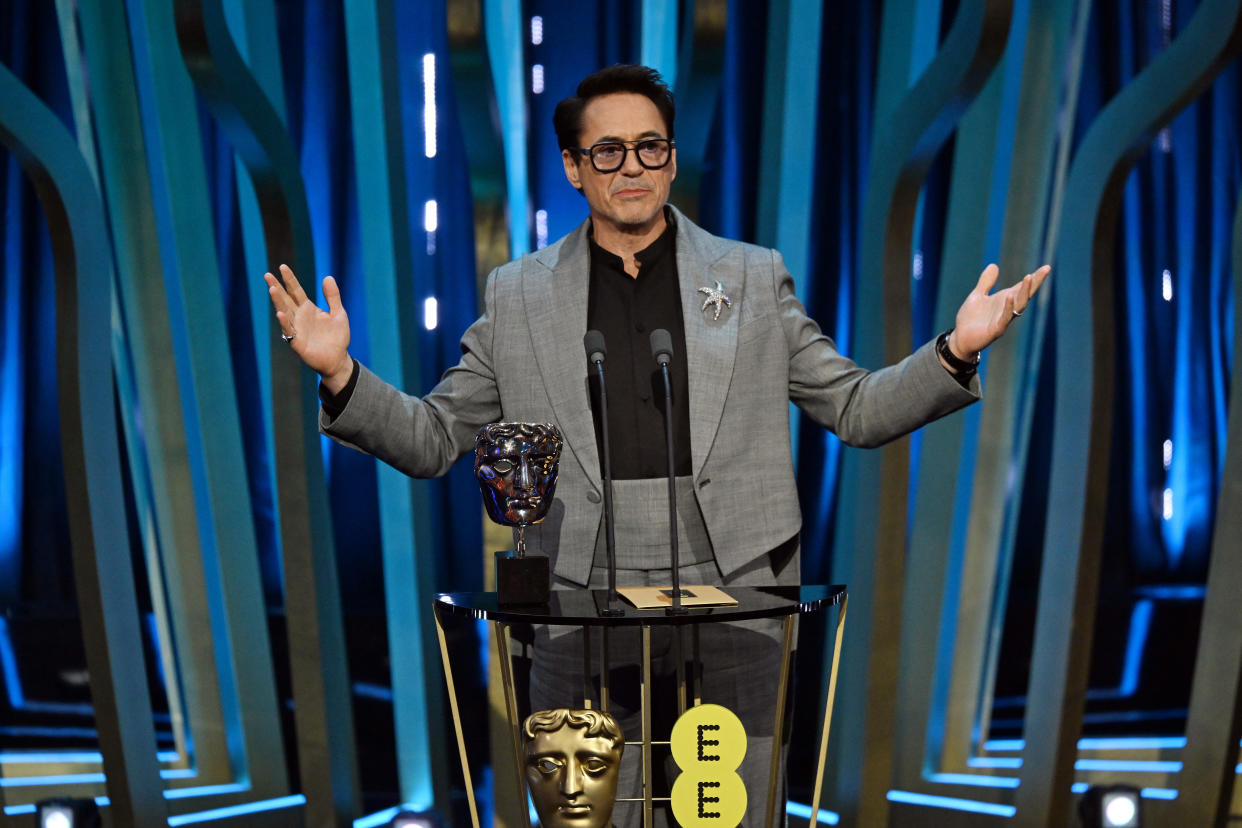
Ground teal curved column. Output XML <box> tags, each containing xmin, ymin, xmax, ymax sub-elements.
<box><xmin>112</xmin><ymin>0</ymin><xmax>288</xmax><ymax>799</ymax></box>
<box><xmin>1169</xmin><ymin>183</ymin><xmax>1242</xmax><ymax>828</ymax></box>
<box><xmin>173</xmin><ymin>0</ymin><xmax>360</xmax><ymax>823</ymax></box>
<box><xmin>0</xmin><ymin>64</ymin><xmax>166</xmax><ymax>827</ymax></box>
<box><xmin>343</xmin><ymin>0</ymin><xmax>450</xmax><ymax>811</ymax></box>
<box><xmin>484</xmin><ymin>0</ymin><xmax>530</xmax><ymax>258</ymax></box>
<box><xmin>1016</xmin><ymin>1</ymin><xmax>1242</xmax><ymax>824</ymax></box>
<box><xmin>827</xmin><ymin>1</ymin><xmax>1013</xmax><ymax>823</ymax></box>
<box><xmin>934</xmin><ymin>0</ymin><xmax>1084</xmax><ymax>778</ymax></box>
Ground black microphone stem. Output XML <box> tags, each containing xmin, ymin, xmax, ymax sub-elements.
<box><xmin>659</xmin><ymin>362</ymin><xmax>682</xmax><ymax>613</ymax></box>
<box><xmin>593</xmin><ymin>358</ymin><xmax>619</xmax><ymax>606</ymax></box>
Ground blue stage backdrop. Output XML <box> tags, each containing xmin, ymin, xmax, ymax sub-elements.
<box><xmin>1</xmin><ymin>0</ymin><xmax>1239</xmax><ymax>825</ymax></box>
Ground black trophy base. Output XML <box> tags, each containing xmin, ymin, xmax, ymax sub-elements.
<box><xmin>495</xmin><ymin>551</ymin><xmax>549</xmax><ymax>606</ymax></box>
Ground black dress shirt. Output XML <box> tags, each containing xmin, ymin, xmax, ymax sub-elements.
<box><xmin>586</xmin><ymin>216</ymin><xmax>692</xmax><ymax>479</ymax></box>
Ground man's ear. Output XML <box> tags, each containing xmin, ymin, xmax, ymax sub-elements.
<box><xmin>668</xmin><ymin>147</ymin><xmax>677</xmax><ymax>184</ymax></box>
<box><xmin>562</xmin><ymin>149</ymin><xmax>582</xmax><ymax>192</ymax></box>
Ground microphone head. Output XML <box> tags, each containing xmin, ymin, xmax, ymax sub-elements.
<box><xmin>650</xmin><ymin>328</ymin><xmax>673</xmax><ymax>366</ymax></box>
<box><xmin>584</xmin><ymin>330</ymin><xmax>607</xmax><ymax>364</ymax></box>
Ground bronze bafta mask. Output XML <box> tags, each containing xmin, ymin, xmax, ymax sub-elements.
<box><xmin>474</xmin><ymin>422</ymin><xmax>563</xmax><ymax>527</ymax></box>
<box><xmin>523</xmin><ymin>709</ymin><xmax>624</xmax><ymax>828</ymax></box>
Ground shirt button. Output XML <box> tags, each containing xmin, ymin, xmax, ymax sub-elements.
<box><xmin>587</xmin><ymin>490</ymin><xmax>602</xmax><ymax>504</ymax></box>
<box><xmin>639</xmin><ymin>391</ymin><xmax>650</xmax><ymax>402</ymax></box>
<box><xmin>636</xmin><ymin>322</ymin><xmax>646</xmax><ymax>333</ymax></box>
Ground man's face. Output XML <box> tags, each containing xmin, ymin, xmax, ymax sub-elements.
<box><xmin>474</xmin><ymin>424</ymin><xmax>561</xmax><ymax>526</ymax></box>
<box><xmin>526</xmin><ymin>729</ymin><xmax>623</xmax><ymax>828</ymax></box>
<box><xmin>561</xmin><ymin>92</ymin><xmax>676</xmax><ymax>237</ymax></box>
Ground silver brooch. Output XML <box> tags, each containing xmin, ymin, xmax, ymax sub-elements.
<box><xmin>698</xmin><ymin>280</ymin><xmax>732</xmax><ymax>321</ymax></box>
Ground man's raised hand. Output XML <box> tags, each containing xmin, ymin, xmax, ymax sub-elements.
<box><xmin>946</xmin><ymin>263</ymin><xmax>1051</xmax><ymax>361</ymax></box>
<box><xmin>264</xmin><ymin>264</ymin><xmax>354</xmax><ymax>394</ymax></box>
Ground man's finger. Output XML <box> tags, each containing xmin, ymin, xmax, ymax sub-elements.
<box><xmin>1012</xmin><ymin>275</ymin><xmax>1031</xmax><ymax>313</ymax></box>
<box><xmin>974</xmin><ymin>263</ymin><xmax>1000</xmax><ymax>295</ymax></box>
<box><xmin>1001</xmin><ymin>289</ymin><xmax>1017</xmax><ymax>327</ymax></box>
<box><xmin>1028</xmin><ymin>264</ymin><xmax>1051</xmax><ymax>296</ymax></box>
<box><xmin>274</xmin><ymin>309</ymin><xmax>298</xmax><ymax>340</ymax></box>
<box><xmin>266</xmin><ymin>273</ymin><xmax>295</xmax><ymax>316</ymax></box>
<box><xmin>323</xmin><ymin>275</ymin><xmax>344</xmax><ymax>315</ymax></box>
<box><xmin>280</xmin><ymin>263</ymin><xmax>311</xmax><ymax>306</ymax></box>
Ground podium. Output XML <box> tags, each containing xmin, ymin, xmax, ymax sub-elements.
<box><xmin>433</xmin><ymin>585</ymin><xmax>847</xmax><ymax>828</ymax></box>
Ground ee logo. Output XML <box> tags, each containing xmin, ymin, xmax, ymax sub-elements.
<box><xmin>669</xmin><ymin>703</ymin><xmax>747</xmax><ymax>826</ymax></box>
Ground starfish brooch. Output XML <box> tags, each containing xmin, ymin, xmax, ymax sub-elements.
<box><xmin>698</xmin><ymin>280</ymin><xmax>733</xmax><ymax>321</ymax></box>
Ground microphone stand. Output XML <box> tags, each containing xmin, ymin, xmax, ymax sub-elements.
<box><xmin>651</xmin><ymin>330</ymin><xmax>686</xmax><ymax>615</ymax></box>
<box><xmin>585</xmin><ymin>332</ymin><xmax>623</xmax><ymax>616</ymax></box>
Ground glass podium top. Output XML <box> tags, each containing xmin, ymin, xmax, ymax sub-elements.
<box><xmin>433</xmin><ymin>584</ymin><xmax>845</xmax><ymax>627</ymax></box>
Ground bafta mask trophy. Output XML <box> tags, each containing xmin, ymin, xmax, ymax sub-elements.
<box><xmin>475</xmin><ymin>422</ymin><xmax>562</xmax><ymax>605</ymax></box>
<box><xmin>523</xmin><ymin>708</ymin><xmax>624</xmax><ymax>828</ymax></box>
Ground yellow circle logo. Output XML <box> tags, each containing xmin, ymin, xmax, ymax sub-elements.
<box><xmin>669</xmin><ymin>703</ymin><xmax>747</xmax><ymax>770</ymax></box>
<box><xmin>669</xmin><ymin>704</ymin><xmax>747</xmax><ymax>826</ymax></box>
<box><xmin>670</xmin><ymin>770</ymin><xmax>747</xmax><ymax>825</ymax></box>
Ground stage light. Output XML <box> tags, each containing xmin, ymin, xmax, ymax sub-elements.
<box><xmin>1078</xmin><ymin>784</ymin><xmax>1142</xmax><ymax>828</ymax></box>
<box><xmin>387</xmin><ymin>809</ymin><xmax>440</xmax><ymax>828</ymax></box>
<box><xmin>36</xmin><ymin>798</ymin><xmax>100</xmax><ymax>828</ymax></box>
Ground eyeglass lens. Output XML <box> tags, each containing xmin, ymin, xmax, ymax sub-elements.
<box><xmin>590</xmin><ymin>139</ymin><xmax>671</xmax><ymax>172</ymax></box>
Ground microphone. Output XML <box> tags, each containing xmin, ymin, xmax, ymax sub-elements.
<box><xmin>584</xmin><ymin>330</ymin><xmax>622</xmax><ymax>615</ymax></box>
<box><xmin>649</xmin><ymin>328</ymin><xmax>685</xmax><ymax>613</ymax></box>
<box><xmin>650</xmin><ymin>328</ymin><xmax>673</xmax><ymax>367</ymax></box>
<box><xmin>585</xmin><ymin>329</ymin><xmax>606</xmax><ymax>365</ymax></box>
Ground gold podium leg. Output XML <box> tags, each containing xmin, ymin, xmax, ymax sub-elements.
<box><xmin>675</xmin><ymin>625</ymin><xmax>687</xmax><ymax>716</ymax></box>
<box><xmin>642</xmin><ymin>624</ymin><xmax>653</xmax><ymax>827</ymax></box>
<box><xmin>583</xmin><ymin>625</ymin><xmax>594</xmax><ymax>708</ymax></box>
<box><xmin>810</xmin><ymin>595</ymin><xmax>849</xmax><ymax>824</ymax></box>
<box><xmin>434</xmin><ymin>609</ymin><xmax>480</xmax><ymax>828</ymax></box>
<box><xmin>765</xmin><ymin>615</ymin><xmax>796</xmax><ymax>828</ymax></box>
<box><xmin>693</xmin><ymin>625</ymin><xmax>703</xmax><ymax>707</ymax></box>
<box><xmin>494</xmin><ymin>621</ymin><xmax>532</xmax><ymax>828</ymax></box>
<box><xmin>601</xmin><ymin>627</ymin><xmax>612</xmax><ymax>713</ymax></box>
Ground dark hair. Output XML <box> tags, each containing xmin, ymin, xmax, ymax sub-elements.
<box><xmin>552</xmin><ymin>64</ymin><xmax>675</xmax><ymax>151</ymax></box>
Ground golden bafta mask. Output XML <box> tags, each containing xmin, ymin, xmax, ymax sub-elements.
<box><xmin>523</xmin><ymin>708</ymin><xmax>624</xmax><ymax>828</ymax></box>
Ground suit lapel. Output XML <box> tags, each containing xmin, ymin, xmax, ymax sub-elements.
<box><xmin>524</xmin><ymin>221</ymin><xmax>602</xmax><ymax>490</ymax></box>
<box><xmin>674</xmin><ymin>209</ymin><xmax>741</xmax><ymax>480</ymax></box>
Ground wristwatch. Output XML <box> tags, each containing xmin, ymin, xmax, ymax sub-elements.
<box><xmin>936</xmin><ymin>329</ymin><xmax>980</xmax><ymax>376</ymax></box>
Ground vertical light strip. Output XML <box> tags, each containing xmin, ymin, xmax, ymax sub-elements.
<box><xmin>423</xmin><ymin>298</ymin><xmax>438</xmax><ymax>331</ymax></box>
<box><xmin>484</xmin><ymin>0</ymin><xmax>530</xmax><ymax>256</ymax></box>
<box><xmin>535</xmin><ymin>209</ymin><xmax>548</xmax><ymax>249</ymax></box>
<box><xmin>756</xmin><ymin>0</ymin><xmax>826</xmax><ymax>461</ymax></box>
<box><xmin>640</xmin><ymin>0</ymin><xmax>678</xmax><ymax>89</ymax></box>
<box><xmin>344</xmin><ymin>2</ymin><xmax>445</xmax><ymax>808</ymax></box>
<box><xmin>423</xmin><ymin>52</ymin><xmax>437</xmax><ymax>158</ymax></box>
<box><xmin>424</xmin><ymin>199</ymin><xmax>438</xmax><ymax>255</ymax></box>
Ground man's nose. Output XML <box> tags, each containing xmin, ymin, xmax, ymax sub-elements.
<box><xmin>619</xmin><ymin>145</ymin><xmax>644</xmax><ymax>175</ymax></box>
<box><xmin>561</xmin><ymin>757</ymin><xmax>584</xmax><ymax>795</ymax></box>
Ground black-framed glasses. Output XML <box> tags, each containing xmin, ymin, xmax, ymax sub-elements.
<box><xmin>571</xmin><ymin>138</ymin><xmax>675</xmax><ymax>173</ymax></box>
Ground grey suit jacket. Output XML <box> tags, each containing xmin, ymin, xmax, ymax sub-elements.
<box><xmin>322</xmin><ymin>206</ymin><xmax>980</xmax><ymax>586</ymax></box>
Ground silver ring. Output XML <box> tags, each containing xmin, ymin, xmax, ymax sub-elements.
<box><xmin>281</xmin><ymin>332</ymin><xmax>296</xmax><ymax>343</ymax></box>
<box><xmin>1011</xmin><ymin>308</ymin><xmax>1023</xmax><ymax>318</ymax></box>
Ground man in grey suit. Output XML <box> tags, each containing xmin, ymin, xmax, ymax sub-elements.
<box><xmin>266</xmin><ymin>64</ymin><xmax>1047</xmax><ymax>824</ymax></box>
